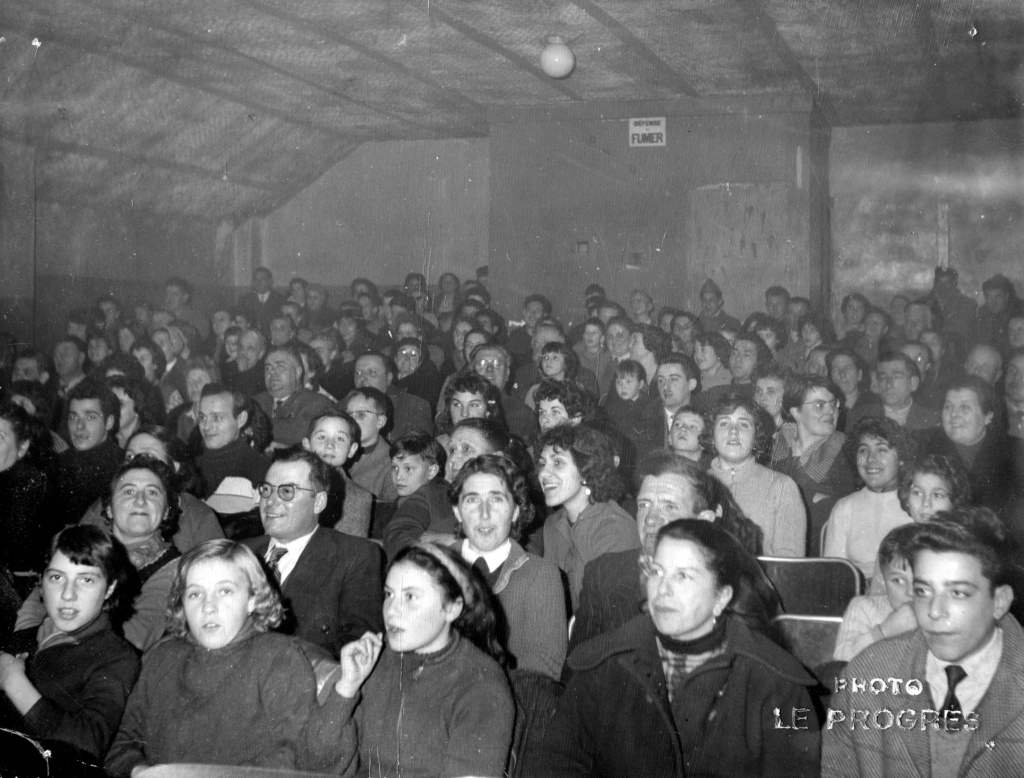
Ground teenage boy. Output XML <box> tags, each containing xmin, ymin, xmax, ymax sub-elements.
<box><xmin>381</xmin><ymin>431</ymin><xmax>456</xmax><ymax>561</ymax></box>
<box><xmin>824</xmin><ymin>508</ymin><xmax>1023</xmax><ymax>777</ymax></box>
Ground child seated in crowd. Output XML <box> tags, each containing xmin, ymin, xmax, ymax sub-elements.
<box><xmin>0</xmin><ymin>526</ymin><xmax>139</xmax><ymax>764</ymax></box>
<box><xmin>381</xmin><ymin>430</ymin><xmax>457</xmax><ymax>560</ymax></box>
<box><xmin>601</xmin><ymin>359</ymin><xmax>662</xmax><ymax>458</ymax></box>
<box><xmin>833</xmin><ymin>523</ymin><xmax>919</xmax><ymax>661</ymax></box>
<box><xmin>302</xmin><ymin>410</ymin><xmax>373</xmax><ymax>537</ymax></box>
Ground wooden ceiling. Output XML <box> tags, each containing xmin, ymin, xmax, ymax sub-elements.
<box><xmin>1</xmin><ymin>0</ymin><xmax>1021</xmax><ymax>221</ymax></box>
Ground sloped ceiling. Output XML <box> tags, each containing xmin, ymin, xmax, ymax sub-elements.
<box><xmin>1</xmin><ymin>0</ymin><xmax>1021</xmax><ymax>221</ymax></box>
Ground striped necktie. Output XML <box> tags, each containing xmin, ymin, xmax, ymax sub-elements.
<box><xmin>266</xmin><ymin>546</ymin><xmax>288</xmax><ymax>583</ymax></box>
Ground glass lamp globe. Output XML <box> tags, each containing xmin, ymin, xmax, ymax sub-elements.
<box><xmin>541</xmin><ymin>36</ymin><xmax>575</xmax><ymax>79</ymax></box>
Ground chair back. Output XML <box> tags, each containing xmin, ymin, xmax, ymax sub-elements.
<box><xmin>758</xmin><ymin>556</ymin><xmax>862</xmax><ymax>617</ymax></box>
<box><xmin>772</xmin><ymin>615</ymin><xmax>844</xmax><ymax>671</ymax></box>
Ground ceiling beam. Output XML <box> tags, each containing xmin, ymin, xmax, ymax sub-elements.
<box><xmin>571</xmin><ymin>0</ymin><xmax>700</xmax><ymax>97</ymax></box>
<box><xmin>737</xmin><ymin>0</ymin><xmax>837</xmax><ymax>124</ymax></box>
<box><xmin>0</xmin><ymin>11</ymin><xmax>377</xmax><ymax>142</ymax></box>
<box><xmin>235</xmin><ymin>0</ymin><xmax>490</xmax><ymax>124</ymax></box>
<box><xmin>36</xmin><ymin>140</ymin><xmax>285</xmax><ymax>192</ymax></box>
<box><xmin>77</xmin><ymin>0</ymin><xmax>445</xmax><ymax>133</ymax></box>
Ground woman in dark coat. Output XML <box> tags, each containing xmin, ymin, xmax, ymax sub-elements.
<box><xmin>542</xmin><ymin>519</ymin><xmax>820</xmax><ymax>778</ymax></box>
<box><xmin>923</xmin><ymin>375</ymin><xmax>1017</xmax><ymax>515</ymax></box>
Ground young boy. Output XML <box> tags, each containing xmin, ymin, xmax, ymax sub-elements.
<box><xmin>381</xmin><ymin>431</ymin><xmax>457</xmax><ymax>561</ymax></box>
<box><xmin>601</xmin><ymin>360</ymin><xmax>663</xmax><ymax>461</ymax></box>
<box><xmin>833</xmin><ymin>523</ymin><xmax>919</xmax><ymax>661</ymax></box>
<box><xmin>303</xmin><ymin>410</ymin><xmax>373</xmax><ymax>537</ymax></box>
<box><xmin>825</xmin><ymin>508</ymin><xmax>1022</xmax><ymax>777</ymax></box>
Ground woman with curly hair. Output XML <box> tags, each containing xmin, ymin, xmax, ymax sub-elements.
<box><xmin>693</xmin><ymin>330</ymin><xmax>733</xmax><ymax>391</ymax></box>
<box><xmin>536</xmin><ymin>425</ymin><xmax>640</xmax><ymax>610</ymax></box>
<box><xmin>106</xmin><ymin>540</ymin><xmax>352</xmax><ymax>776</ymax></box>
<box><xmin>525</xmin><ymin>340</ymin><xmax>582</xmax><ymax>409</ymax></box>
<box><xmin>897</xmin><ymin>452</ymin><xmax>971</xmax><ymax>522</ymax></box>
<box><xmin>823</xmin><ymin>416</ymin><xmax>917</xmax><ymax>582</ymax></box>
<box><xmin>15</xmin><ymin>455</ymin><xmax>184</xmax><ymax>653</ymax></box>
<box><xmin>534</xmin><ymin>377</ymin><xmax>596</xmax><ymax>433</ymax></box>
<box><xmin>451</xmin><ymin>454</ymin><xmax>567</xmax><ymax>679</ymax></box>
<box><xmin>707</xmin><ymin>394</ymin><xmax>807</xmax><ymax>557</ymax></box>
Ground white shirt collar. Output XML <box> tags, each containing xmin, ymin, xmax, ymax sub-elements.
<box><xmin>925</xmin><ymin>625</ymin><xmax>1003</xmax><ymax>715</ymax></box>
<box><xmin>460</xmin><ymin>539</ymin><xmax>512</xmax><ymax>572</ymax></box>
<box><xmin>268</xmin><ymin>527</ymin><xmax>318</xmax><ymax>585</ymax></box>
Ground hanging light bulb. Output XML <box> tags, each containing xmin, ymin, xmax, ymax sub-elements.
<box><xmin>541</xmin><ymin>36</ymin><xmax>575</xmax><ymax>79</ymax></box>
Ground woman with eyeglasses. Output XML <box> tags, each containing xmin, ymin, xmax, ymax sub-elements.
<box><xmin>769</xmin><ymin>375</ymin><xmax>857</xmax><ymax>556</ymax></box>
<box><xmin>392</xmin><ymin>337</ymin><xmax>442</xmax><ymax>409</ymax></box>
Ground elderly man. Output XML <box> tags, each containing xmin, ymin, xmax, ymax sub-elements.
<box><xmin>353</xmin><ymin>351</ymin><xmax>432</xmax><ymax>438</ymax></box>
<box><xmin>964</xmin><ymin>343</ymin><xmax>1004</xmax><ymax>387</ymax></box>
<box><xmin>472</xmin><ymin>343</ymin><xmax>538</xmax><ymax>442</ymax></box>
<box><xmin>244</xmin><ymin>450</ymin><xmax>383</xmax><ymax>655</ymax></box>
<box><xmin>255</xmin><ymin>346</ymin><xmax>333</xmax><ymax>449</ymax></box>
<box><xmin>228</xmin><ymin>330</ymin><xmax>268</xmax><ymax>397</ymax></box>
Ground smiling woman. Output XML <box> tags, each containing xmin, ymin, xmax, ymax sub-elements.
<box><xmin>450</xmin><ymin>454</ymin><xmax>567</xmax><ymax>680</ymax></box>
<box><xmin>823</xmin><ymin>417</ymin><xmax>917</xmax><ymax>583</ymax></box>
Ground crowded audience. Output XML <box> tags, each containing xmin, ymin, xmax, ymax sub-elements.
<box><xmin>1</xmin><ymin>264</ymin><xmax>1024</xmax><ymax>776</ymax></box>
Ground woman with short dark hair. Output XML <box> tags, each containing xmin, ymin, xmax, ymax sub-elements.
<box><xmin>544</xmin><ymin>519</ymin><xmax>819</xmax><ymax>777</ymax></box>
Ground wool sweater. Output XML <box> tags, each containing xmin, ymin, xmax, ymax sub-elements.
<box><xmin>382</xmin><ymin>477</ymin><xmax>458</xmax><ymax>561</ymax></box>
<box><xmin>0</xmin><ymin>614</ymin><xmax>139</xmax><ymax>761</ymax></box>
<box><xmin>710</xmin><ymin>458</ymin><xmax>807</xmax><ymax>557</ymax></box>
<box><xmin>543</xmin><ymin>499</ymin><xmax>641</xmax><ymax>613</ymax></box>
<box><xmin>53</xmin><ymin>439</ymin><xmax>124</xmax><ymax>529</ymax></box>
<box><xmin>105</xmin><ymin>628</ymin><xmax>348</xmax><ymax>776</ymax></box>
<box><xmin>823</xmin><ymin>488</ymin><xmax>912</xmax><ymax>582</ymax></box>
<box><xmin>195</xmin><ymin>436</ymin><xmax>270</xmax><ymax>499</ymax></box>
<box><xmin>463</xmin><ymin>539</ymin><xmax>568</xmax><ymax>680</ymax></box>
<box><xmin>351</xmin><ymin>633</ymin><xmax>515</xmax><ymax>778</ymax></box>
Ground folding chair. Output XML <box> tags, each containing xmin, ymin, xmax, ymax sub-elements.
<box><xmin>758</xmin><ymin>556</ymin><xmax>863</xmax><ymax>617</ymax></box>
<box><xmin>772</xmin><ymin>615</ymin><xmax>844</xmax><ymax>672</ymax></box>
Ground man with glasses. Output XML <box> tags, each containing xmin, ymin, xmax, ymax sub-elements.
<box><xmin>353</xmin><ymin>351</ymin><xmax>432</xmax><ymax>439</ymax></box>
<box><xmin>471</xmin><ymin>343</ymin><xmax>538</xmax><ymax>442</ymax></box>
<box><xmin>244</xmin><ymin>450</ymin><xmax>383</xmax><ymax>654</ymax></box>
<box><xmin>876</xmin><ymin>352</ymin><xmax>940</xmax><ymax>433</ymax></box>
<box><xmin>254</xmin><ymin>346</ymin><xmax>333</xmax><ymax>449</ymax></box>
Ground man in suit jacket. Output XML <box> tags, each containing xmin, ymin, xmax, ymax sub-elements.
<box><xmin>876</xmin><ymin>352</ymin><xmax>941</xmax><ymax>433</ymax></box>
<box><xmin>237</xmin><ymin>266</ymin><xmax>286</xmax><ymax>336</ymax></box>
<box><xmin>244</xmin><ymin>450</ymin><xmax>384</xmax><ymax>656</ymax></box>
<box><xmin>471</xmin><ymin>343</ymin><xmax>539</xmax><ymax>442</ymax></box>
<box><xmin>255</xmin><ymin>346</ymin><xmax>333</xmax><ymax>449</ymax></box>
<box><xmin>824</xmin><ymin>509</ymin><xmax>1023</xmax><ymax>777</ymax></box>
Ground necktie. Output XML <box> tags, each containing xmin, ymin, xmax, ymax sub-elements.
<box><xmin>940</xmin><ymin>664</ymin><xmax>967</xmax><ymax>716</ymax></box>
<box><xmin>266</xmin><ymin>546</ymin><xmax>288</xmax><ymax>583</ymax></box>
<box><xmin>272</xmin><ymin>398</ymin><xmax>284</xmax><ymax>418</ymax></box>
<box><xmin>472</xmin><ymin>556</ymin><xmax>499</xmax><ymax>588</ymax></box>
